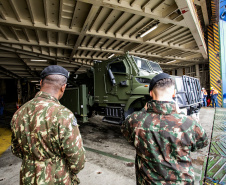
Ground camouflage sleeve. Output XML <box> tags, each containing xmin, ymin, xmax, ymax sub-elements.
<box><xmin>121</xmin><ymin>111</ymin><xmax>139</xmax><ymax>143</ymax></box>
<box><xmin>57</xmin><ymin>109</ymin><xmax>85</xmax><ymax>184</ymax></box>
<box><xmin>11</xmin><ymin>115</ymin><xmax>23</xmax><ymax>159</ymax></box>
<box><xmin>191</xmin><ymin>120</ymin><xmax>208</xmax><ymax>152</ymax></box>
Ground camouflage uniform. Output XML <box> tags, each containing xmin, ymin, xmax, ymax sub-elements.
<box><xmin>121</xmin><ymin>100</ymin><xmax>208</xmax><ymax>185</ymax></box>
<box><xmin>11</xmin><ymin>91</ymin><xmax>85</xmax><ymax>185</ymax></box>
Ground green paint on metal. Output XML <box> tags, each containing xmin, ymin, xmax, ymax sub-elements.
<box><xmin>200</xmin><ymin>156</ymin><xmax>208</xmax><ymax>185</ymax></box>
<box><xmin>84</xmin><ymin>146</ymin><xmax>135</xmax><ymax>163</ymax></box>
<box><xmin>204</xmin><ymin>108</ymin><xmax>226</xmax><ymax>184</ymax></box>
<box><xmin>214</xmin><ymin>115</ymin><xmax>226</xmax><ymax>120</ymax></box>
<box><xmin>206</xmin><ymin>156</ymin><xmax>226</xmax><ymax>184</ymax></box>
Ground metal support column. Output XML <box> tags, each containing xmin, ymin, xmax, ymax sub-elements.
<box><xmin>207</xmin><ymin>0</ymin><xmax>222</xmax><ymax>107</ymax></box>
<box><xmin>195</xmin><ymin>64</ymin><xmax>200</xmax><ymax>81</ymax></box>
<box><xmin>17</xmin><ymin>79</ymin><xmax>22</xmax><ymax>107</ymax></box>
<box><xmin>79</xmin><ymin>84</ymin><xmax>89</xmax><ymax>122</ymax></box>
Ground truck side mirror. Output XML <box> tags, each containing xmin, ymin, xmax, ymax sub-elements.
<box><xmin>108</xmin><ymin>68</ymin><xmax>116</xmax><ymax>86</ymax></box>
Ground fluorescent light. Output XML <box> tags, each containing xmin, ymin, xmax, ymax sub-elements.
<box><xmin>31</xmin><ymin>80</ymin><xmax>39</xmax><ymax>83</ymax></box>
<box><xmin>108</xmin><ymin>54</ymin><xmax>115</xmax><ymax>58</ymax></box>
<box><xmin>140</xmin><ymin>25</ymin><xmax>158</xmax><ymax>38</ymax></box>
<box><xmin>166</xmin><ymin>60</ymin><xmax>177</xmax><ymax>64</ymax></box>
<box><xmin>31</xmin><ymin>59</ymin><xmax>47</xmax><ymax>62</ymax></box>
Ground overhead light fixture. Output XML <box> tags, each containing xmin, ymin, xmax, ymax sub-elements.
<box><xmin>31</xmin><ymin>80</ymin><xmax>39</xmax><ymax>83</ymax></box>
<box><xmin>108</xmin><ymin>54</ymin><xmax>115</xmax><ymax>58</ymax></box>
<box><xmin>140</xmin><ymin>25</ymin><xmax>158</xmax><ymax>38</ymax></box>
<box><xmin>166</xmin><ymin>60</ymin><xmax>177</xmax><ymax>64</ymax></box>
<box><xmin>31</xmin><ymin>59</ymin><xmax>47</xmax><ymax>62</ymax></box>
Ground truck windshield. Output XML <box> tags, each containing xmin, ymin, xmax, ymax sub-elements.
<box><xmin>133</xmin><ymin>57</ymin><xmax>152</xmax><ymax>73</ymax></box>
<box><xmin>148</xmin><ymin>61</ymin><xmax>163</xmax><ymax>73</ymax></box>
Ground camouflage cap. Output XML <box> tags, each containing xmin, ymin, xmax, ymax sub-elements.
<box><xmin>149</xmin><ymin>73</ymin><xmax>171</xmax><ymax>92</ymax></box>
<box><xmin>40</xmin><ymin>65</ymin><xmax>69</xmax><ymax>79</ymax></box>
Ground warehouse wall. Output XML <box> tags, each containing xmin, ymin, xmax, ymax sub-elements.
<box><xmin>170</xmin><ymin>64</ymin><xmax>210</xmax><ymax>90</ymax></box>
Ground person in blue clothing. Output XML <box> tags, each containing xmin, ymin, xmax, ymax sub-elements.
<box><xmin>0</xmin><ymin>95</ymin><xmax>4</xmax><ymax>117</ymax></box>
<box><xmin>210</xmin><ymin>87</ymin><xmax>218</xmax><ymax>107</ymax></box>
<box><xmin>202</xmin><ymin>88</ymin><xmax>207</xmax><ymax>107</ymax></box>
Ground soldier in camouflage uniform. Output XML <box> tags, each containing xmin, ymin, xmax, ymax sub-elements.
<box><xmin>11</xmin><ymin>65</ymin><xmax>85</xmax><ymax>185</ymax></box>
<box><xmin>121</xmin><ymin>73</ymin><xmax>208</xmax><ymax>185</ymax></box>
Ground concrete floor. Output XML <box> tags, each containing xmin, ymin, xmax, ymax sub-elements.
<box><xmin>0</xmin><ymin>107</ymin><xmax>215</xmax><ymax>185</ymax></box>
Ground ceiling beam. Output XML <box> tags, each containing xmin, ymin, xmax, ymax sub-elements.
<box><xmin>115</xmin><ymin>14</ymin><xmax>137</xmax><ymax>35</ymax></box>
<box><xmin>78</xmin><ymin>46</ymin><xmax>201</xmax><ymax>62</ymax></box>
<box><xmin>69</xmin><ymin>5</ymin><xmax>100</xmax><ymax>60</ymax></box>
<box><xmin>43</xmin><ymin>0</ymin><xmax>48</xmax><ymax>26</ymax></box>
<box><xmin>141</xmin><ymin>0</ymin><xmax>152</xmax><ymax>11</ymax></box>
<box><xmin>130</xmin><ymin>0</ymin><xmax>138</xmax><ymax>7</ymax></box>
<box><xmin>151</xmin><ymin>0</ymin><xmax>165</xmax><ymax>12</ymax></box>
<box><xmin>97</xmin><ymin>9</ymin><xmax>114</xmax><ymax>33</ymax></box>
<box><xmin>65</xmin><ymin>34</ymin><xmax>70</xmax><ymax>45</ymax></box>
<box><xmin>200</xmin><ymin>0</ymin><xmax>209</xmax><ymax>26</ymax></box>
<box><xmin>175</xmin><ymin>0</ymin><xmax>207</xmax><ymax>59</ymax></box>
<box><xmin>0</xmin><ymin>45</ymin><xmax>81</xmax><ymax>67</ymax></box>
<box><xmin>46</xmin><ymin>31</ymin><xmax>50</xmax><ymax>44</ymax></box>
<box><xmin>35</xmin><ymin>30</ymin><xmax>40</xmax><ymax>43</ymax></box>
<box><xmin>0</xmin><ymin>17</ymin><xmax>80</xmax><ymax>36</ymax></box>
<box><xmin>0</xmin><ymin>36</ymin><xmax>73</xmax><ymax>49</ymax></box>
<box><xmin>70</xmin><ymin>0</ymin><xmax>78</xmax><ymax>29</ymax></box>
<box><xmin>87</xmin><ymin>30</ymin><xmax>201</xmax><ymax>54</ymax></box>
<box><xmin>122</xmin><ymin>17</ymin><xmax>146</xmax><ymax>37</ymax></box>
<box><xmin>10</xmin><ymin>27</ymin><xmax>19</xmax><ymax>41</ymax></box>
<box><xmin>57</xmin><ymin>32</ymin><xmax>60</xmax><ymax>45</ymax></box>
<box><xmin>77</xmin><ymin>0</ymin><xmax>187</xmax><ymax>27</ymax></box>
<box><xmin>1</xmin><ymin>39</ymin><xmax>203</xmax><ymax>65</ymax></box>
<box><xmin>160</xmin><ymin>28</ymin><xmax>189</xmax><ymax>42</ymax></box>
<box><xmin>0</xmin><ymin>65</ymin><xmax>20</xmax><ymax>78</ymax></box>
<box><xmin>0</xmin><ymin>27</ymin><xmax>9</xmax><ymax>40</ymax></box>
<box><xmin>58</xmin><ymin>0</ymin><xmax>63</xmax><ymax>27</ymax></box>
<box><xmin>105</xmin><ymin>11</ymin><xmax>126</xmax><ymax>34</ymax></box>
<box><xmin>16</xmin><ymin>54</ymin><xmax>36</xmax><ymax>77</ymax></box>
<box><xmin>22</xmin><ymin>28</ymin><xmax>30</xmax><ymax>42</ymax></box>
<box><xmin>25</xmin><ymin>0</ymin><xmax>35</xmax><ymax>24</ymax></box>
<box><xmin>143</xmin><ymin>24</ymin><xmax>175</xmax><ymax>42</ymax></box>
<box><xmin>0</xmin><ymin>38</ymin><xmax>202</xmax><ymax>62</ymax></box>
<box><xmin>9</xmin><ymin>0</ymin><xmax>21</xmax><ymax>22</ymax></box>
<box><xmin>162</xmin><ymin>3</ymin><xmax>178</xmax><ymax>18</ymax></box>
<box><xmin>129</xmin><ymin>19</ymin><xmax>155</xmax><ymax>37</ymax></box>
<box><xmin>0</xmin><ymin>7</ymin><xmax>6</xmax><ymax>20</ymax></box>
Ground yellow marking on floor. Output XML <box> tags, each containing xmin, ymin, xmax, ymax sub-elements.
<box><xmin>0</xmin><ymin>128</ymin><xmax>11</xmax><ymax>156</ymax></box>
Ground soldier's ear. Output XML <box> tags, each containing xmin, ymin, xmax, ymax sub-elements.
<box><xmin>40</xmin><ymin>79</ymin><xmax>43</xmax><ymax>86</ymax></box>
<box><xmin>61</xmin><ymin>84</ymin><xmax>67</xmax><ymax>92</ymax></box>
<box><xmin>149</xmin><ymin>90</ymin><xmax>153</xmax><ymax>97</ymax></box>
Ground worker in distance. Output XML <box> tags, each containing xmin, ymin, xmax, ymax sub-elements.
<box><xmin>121</xmin><ymin>73</ymin><xmax>208</xmax><ymax>185</ymax></box>
<box><xmin>11</xmin><ymin>65</ymin><xmax>85</xmax><ymax>184</ymax></box>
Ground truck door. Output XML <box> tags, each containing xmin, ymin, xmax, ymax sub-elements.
<box><xmin>106</xmin><ymin>60</ymin><xmax>131</xmax><ymax>101</ymax></box>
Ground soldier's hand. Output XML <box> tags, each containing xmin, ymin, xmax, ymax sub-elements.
<box><xmin>144</xmin><ymin>103</ymin><xmax>148</xmax><ymax>111</ymax></box>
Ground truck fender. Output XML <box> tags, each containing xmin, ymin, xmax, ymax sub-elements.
<box><xmin>131</xmin><ymin>86</ymin><xmax>149</xmax><ymax>95</ymax></box>
<box><xmin>125</xmin><ymin>95</ymin><xmax>144</xmax><ymax>111</ymax></box>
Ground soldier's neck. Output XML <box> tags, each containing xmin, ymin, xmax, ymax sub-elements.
<box><xmin>40</xmin><ymin>87</ymin><xmax>60</xmax><ymax>100</ymax></box>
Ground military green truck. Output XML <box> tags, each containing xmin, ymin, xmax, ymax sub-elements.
<box><xmin>60</xmin><ymin>53</ymin><xmax>202</xmax><ymax>124</ymax></box>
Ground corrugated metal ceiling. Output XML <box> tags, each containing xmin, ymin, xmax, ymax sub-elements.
<box><xmin>0</xmin><ymin>0</ymin><xmax>210</xmax><ymax>80</ymax></box>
